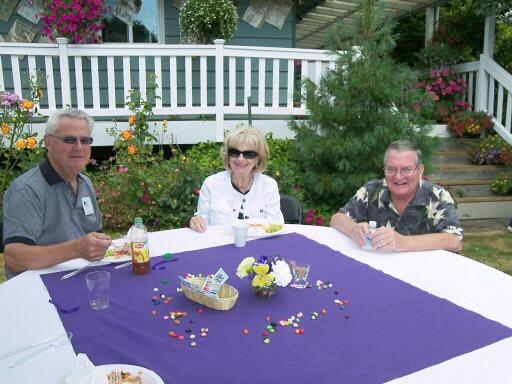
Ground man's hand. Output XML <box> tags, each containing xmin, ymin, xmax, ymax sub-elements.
<box><xmin>77</xmin><ymin>232</ymin><xmax>112</xmax><ymax>261</ymax></box>
<box><xmin>189</xmin><ymin>215</ymin><xmax>207</xmax><ymax>233</ymax></box>
<box><xmin>371</xmin><ymin>227</ymin><xmax>405</xmax><ymax>252</ymax></box>
<box><xmin>350</xmin><ymin>222</ymin><xmax>370</xmax><ymax>248</ymax></box>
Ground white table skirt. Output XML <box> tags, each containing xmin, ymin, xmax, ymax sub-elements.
<box><xmin>1</xmin><ymin>225</ymin><xmax>512</xmax><ymax>383</ymax></box>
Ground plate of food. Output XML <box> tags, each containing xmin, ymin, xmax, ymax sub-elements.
<box><xmin>103</xmin><ymin>239</ymin><xmax>131</xmax><ymax>263</ymax></box>
<box><xmin>97</xmin><ymin>364</ymin><xmax>164</xmax><ymax>384</ymax></box>
<box><xmin>246</xmin><ymin>221</ymin><xmax>285</xmax><ymax>238</ymax></box>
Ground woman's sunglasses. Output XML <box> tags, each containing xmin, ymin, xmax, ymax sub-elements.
<box><xmin>228</xmin><ymin>148</ymin><xmax>259</xmax><ymax>159</ymax></box>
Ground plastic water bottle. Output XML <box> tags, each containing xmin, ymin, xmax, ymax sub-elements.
<box><xmin>130</xmin><ymin>217</ymin><xmax>150</xmax><ymax>274</ymax></box>
<box><xmin>365</xmin><ymin>221</ymin><xmax>377</xmax><ymax>250</ymax></box>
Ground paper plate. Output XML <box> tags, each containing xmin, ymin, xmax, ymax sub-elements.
<box><xmin>246</xmin><ymin>221</ymin><xmax>285</xmax><ymax>238</ymax></box>
<box><xmin>103</xmin><ymin>238</ymin><xmax>131</xmax><ymax>263</ymax></box>
<box><xmin>96</xmin><ymin>364</ymin><xmax>164</xmax><ymax>384</ymax></box>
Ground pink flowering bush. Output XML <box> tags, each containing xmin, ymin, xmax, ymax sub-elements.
<box><xmin>304</xmin><ymin>210</ymin><xmax>325</xmax><ymax>226</ymax></box>
<box><xmin>40</xmin><ymin>0</ymin><xmax>105</xmax><ymax>44</ymax></box>
<box><xmin>418</xmin><ymin>66</ymin><xmax>468</xmax><ymax>122</ymax></box>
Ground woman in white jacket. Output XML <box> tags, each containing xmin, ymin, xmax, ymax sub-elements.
<box><xmin>189</xmin><ymin>126</ymin><xmax>284</xmax><ymax>232</ymax></box>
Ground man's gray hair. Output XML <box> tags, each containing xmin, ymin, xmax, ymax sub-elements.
<box><xmin>46</xmin><ymin>108</ymin><xmax>94</xmax><ymax>134</ymax></box>
<box><xmin>384</xmin><ymin>140</ymin><xmax>423</xmax><ymax>166</ymax></box>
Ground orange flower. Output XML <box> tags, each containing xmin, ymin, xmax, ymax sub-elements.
<box><xmin>127</xmin><ymin>144</ymin><xmax>137</xmax><ymax>155</ymax></box>
<box><xmin>1</xmin><ymin>123</ymin><xmax>9</xmax><ymax>136</ymax></box>
<box><xmin>21</xmin><ymin>100</ymin><xmax>34</xmax><ymax>110</ymax></box>
<box><xmin>15</xmin><ymin>139</ymin><xmax>26</xmax><ymax>150</ymax></box>
<box><xmin>26</xmin><ymin>136</ymin><xmax>38</xmax><ymax>149</ymax></box>
<box><xmin>120</xmin><ymin>129</ymin><xmax>133</xmax><ymax>141</ymax></box>
<box><xmin>129</xmin><ymin>116</ymin><xmax>136</xmax><ymax>126</ymax></box>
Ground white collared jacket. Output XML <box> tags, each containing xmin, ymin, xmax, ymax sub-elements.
<box><xmin>195</xmin><ymin>171</ymin><xmax>284</xmax><ymax>225</ymax></box>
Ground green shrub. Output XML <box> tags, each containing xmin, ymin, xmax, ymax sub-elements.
<box><xmin>289</xmin><ymin>0</ymin><xmax>435</xmax><ymax>213</ymax></box>
<box><xmin>491</xmin><ymin>172</ymin><xmax>512</xmax><ymax>195</ymax></box>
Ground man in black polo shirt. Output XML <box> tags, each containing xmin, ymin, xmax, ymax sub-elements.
<box><xmin>2</xmin><ymin>108</ymin><xmax>111</xmax><ymax>279</ymax></box>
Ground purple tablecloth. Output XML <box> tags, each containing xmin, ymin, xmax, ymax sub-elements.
<box><xmin>41</xmin><ymin>233</ymin><xmax>512</xmax><ymax>384</ymax></box>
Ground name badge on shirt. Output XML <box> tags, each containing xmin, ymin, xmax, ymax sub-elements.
<box><xmin>218</xmin><ymin>199</ymin><xmax>235</xmax><ymax>215</ymax></box>
<box><xmin>81</xmin><ymin>196</ymin><xmax>94</xmax><ymax>216</ymax></box>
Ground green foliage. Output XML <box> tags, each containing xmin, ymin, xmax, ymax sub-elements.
<box><xmin>179</xmin><ymin>0</ymin><xmax>238</xmax><ymax>44</ymax></box>
<box><xmin>491</xmin><ymin>172</ymin><xmax>512</xmax><ymax>195</ymax></box>
<box><xmin>289</xmin><ymin>0</ymin><xmax>435</xmax><ymax>211</ymax></box>
<box><xmin>0</xmin><ymin>77</ymin><xmax>45</xmax><ymax>211</ymax></box>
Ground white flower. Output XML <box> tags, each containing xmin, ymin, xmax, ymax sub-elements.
<box><xmin>440</xmin><ymin>189</ymin><xmax>454</xmax><ymax>204</ymax></box>
<box><xmin>432</xmin><ymin>185</ymin><xmax>443</xmax><ymax>200</ymax></box>
<box><xmin>425</xmin><ymin>199</ymin><xmax>440</xmax><ymax>219</ymax></box>
<box><xmin>378</xmin><ymin>189</ymin><xmax>385</xmax><ymax>208</ymax></box>
<box><xmin>433</xmin><ymin>208</ymin><xmax>446</xmax><ymax>226</ymax></box>
<box><xmin>236</xmin><ymin>257</ymin><xmax>255</xmax><ymax>279</ymax></box>
<box><xmin>270</xmin><ymin>260</ymin><xmax>292</xmax><ymax>287</ymax></box>
<box><xmin>354</xmin><ymin>186</ymin><xmax>368</xmax><ymax>203</ymax></box>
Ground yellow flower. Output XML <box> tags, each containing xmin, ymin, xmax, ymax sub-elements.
<box><xmin>252</xmin><ymin>274</ymin><xmax>274</xmax><ymax>288</ymax></box>
<box><xmin>236</xmin><ymin>257</ymin><xmax>255</xmax><ymax>278</ymax></box>
<box><xmin>127</xmin><ymin>144</ymin><xmax>137</xmax><ymax>155</ymax></box>
<box><xmin>21</xmin><ymin>100</ymin><xmax>34</xmax><ymax>110</ymax></box>
<box><xmin>162</xmin><ymin>119</ymin><xmax>168</xmax><ymax>129</ymax></box>
<box><xmin>129</xmin><ymin>115</ymin><xmax>136</xmax><ymax>126</ymax></box>
<box><xmin>252</xmin><ymin>264</ymin><xmax>269</xmax><ymax>276</ymax></box>
<box><xmin>120</xmin><ymin>129</ymin><xmax>133</xmax><ymax>141</ymax></box>
<box><xmin>26</xmin><ymin>136</ymin><xmax>37</xmax><ymax>149</ymax></box>
<box><xmin>15</xmin><ymin>139</ymin><xmax>26</xmax><ymax>150</ymax></box>
<box><xmin>1</xmin><ymin>123</ymin><xmax>9</xmax><ymax>136</ymax></box>
<box><xmin>36</xmin><ymin>88</ymin><xmax>43</xmax><ymax>98</ymax></box>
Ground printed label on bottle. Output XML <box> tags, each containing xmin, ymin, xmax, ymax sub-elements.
<box><xmin>131</xmin><ymin>241</ymin><xmax>149</xmax><ymax>263</ymax></box>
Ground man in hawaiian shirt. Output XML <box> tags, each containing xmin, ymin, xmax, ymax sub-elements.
<box><xmin>330</xmin><ymin>140</ymin><xmax>463</xmax><ymax>253</ymax></box>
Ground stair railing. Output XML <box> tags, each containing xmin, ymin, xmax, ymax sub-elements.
<box><xmin>453</xmin><ymin>55</ymin><xmax>512</xmax><ymax>145</ymax></box>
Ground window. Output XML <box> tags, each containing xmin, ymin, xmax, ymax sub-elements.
<box><xmin>102</xmin><ymin>0</ymin><xmax>161</xmax><ymax>43</ymax></box>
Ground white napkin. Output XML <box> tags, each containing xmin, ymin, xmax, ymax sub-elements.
<box><xmin>64</xmin><ymin>353</ymin><xmax>108</xmax><ymax>384</ymax></box>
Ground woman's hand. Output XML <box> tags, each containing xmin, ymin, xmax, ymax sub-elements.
<box><xmin>189</xmin><ymin>215</ymin><xmax>207</xmax><ymax>233</ymax></box>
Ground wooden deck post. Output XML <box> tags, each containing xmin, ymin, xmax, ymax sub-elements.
<box><xmin>214</xmin><ymin>39</ymin><xmax>225</xmax><ymax>142</ymax></box>
<box><xmin>56</xmin><ymin>37</ymin><xmax>71</xmax><ymax>108</ymax></box>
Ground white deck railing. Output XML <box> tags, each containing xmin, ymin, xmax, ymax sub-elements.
<box><xmin>453</xmin><ymin>55</ymin><xmax>512</xmax><ymax>145</ymax></box>
<box><xmin>0</xmin><ymin>39</ymin><xmax>336</xmax><ymax>141</ymax></box>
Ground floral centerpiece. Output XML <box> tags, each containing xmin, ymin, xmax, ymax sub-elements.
<box><xmin>40</xmin><ymin>0</ymin><xmax>106</xmax><ymax>44</ymax></box>
<box><xmin>179</xmin><ymin>0</ymin><xmax>238</xmax><ymax>44</ymax></box>
<box><xmin>446</xmin><ymin>110</ymin><xmax>493</xmax><ymax>137</ymax></box>
<box><xmin>237</xmin><ymin>255</ymin><xmax>292</xmax><ymax>297</ymax></box>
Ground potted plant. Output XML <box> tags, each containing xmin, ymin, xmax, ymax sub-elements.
<box><xmin>446</xmin><ymin>110</ymin><xmax>493</xmax><ymax>137</ymax></box>
<box><xmin>179</xmin><ymin>0</ymin><xmax>238</xmax><ymax>44</ymax></box>
<box><xmin>40</xmin><ymin>0</ymin><xmax>105</xmax><ymax>44</ymax></box>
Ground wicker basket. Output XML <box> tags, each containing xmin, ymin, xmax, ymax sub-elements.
<box><xmin>181</xmin><ymin>277</ymin><xmax>238</xmax><ymax>310</ymax></box>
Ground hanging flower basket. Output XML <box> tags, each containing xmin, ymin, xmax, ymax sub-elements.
<box><xmin>179</xmin><ymin>0</ymin><xmax>238</xmax><ymax>44</ymax></box>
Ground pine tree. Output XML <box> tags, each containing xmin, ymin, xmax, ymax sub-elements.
<box><xmin>289</xmin><ymin>0</ymin><xmax>435</xmax><ymax>211</ymax></box>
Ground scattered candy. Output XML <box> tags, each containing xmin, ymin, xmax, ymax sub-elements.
<box><xmin>243</xmin><ymin>329</ymin><xmax>249</xmax><ymax>335</ymax></box>
<box><xmin>153</xmin><ymin>288</ymin><xmax>159</xmax><ymax>292</ymax></box>
<box><xmin>151</xmin><ymin>310</ymin><xmax>157</xmax><ymax>316</ymax></box>
<box><xmin>197</xmin><ymin>308</ymin><xmax>204</xmax><ymax>314</ymax></box>
<box><xmin>265</xmin><ymin>316</ymin><xmax>271</xmax><ymax>322</ymax></box>
<box><xmin>174</xmin><ymin>319</ymin><xmax>181</xmax><ymax>325</ymax></box>
<box><xmin>263</xmin><ymin>338</ymin><xmax>270</xmax><ymax>344</ymax></box>
<box><xmin>168</xmin><ymin>331</ymin><xmax>176</xmax><ymax>337</ymax></box>
<box><xmin>321</xmin><ymin>309</ymin><xmax>327</xmax><ymax>315</ymax></box>
<box><xmin>178</xmin><ymin>335</ymin><xmax>184</xmax><ymax>341</ymax></box>
<box><xmin>190</xmin><ymin>334</ymin><xmax>196</xmax><ymax>339</ymax></box>
<box><xmin>190</xmin><ymin>341</ymin><xmax>197</xmax><ymax>347</ymax></box>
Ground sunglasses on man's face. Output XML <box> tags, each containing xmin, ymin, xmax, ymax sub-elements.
<box><xmin>228</xmin><ymin>148</ymin><xmax>259</xmax><ymax>159</ymax></box>
<box><xmin>47</xmin><ymin>134</ymin><xmax>94</xmax><ymax>145</ymax></box>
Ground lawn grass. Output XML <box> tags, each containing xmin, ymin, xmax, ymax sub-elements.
<box><xmin>0</xmin><ymin>231</ymin><xmax>510</xmax><ymax>284</ymax></box>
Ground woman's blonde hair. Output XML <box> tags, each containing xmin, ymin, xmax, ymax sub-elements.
<box><xmin>220</xmin><ymin>125</ymin><xmax>269</xmax><ymax>173</ymax></box>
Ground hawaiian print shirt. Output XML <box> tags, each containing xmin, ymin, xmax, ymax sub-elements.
<box><xmin>340</xmin><ymin>179</ymin><xmax>463</xmax><ymax>240</ymax></box>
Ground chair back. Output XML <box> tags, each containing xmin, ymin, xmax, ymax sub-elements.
<box><xmin>280</xmin><ymin>195</ymin><xmax>303</xmax><ymax>224</ymax></box>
